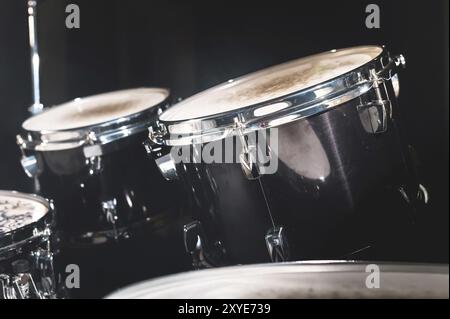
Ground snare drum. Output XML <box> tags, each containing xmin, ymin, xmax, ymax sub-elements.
<box><xmin>0</xmin><ymin>190</ymin><xmax>56</xmax><ymax>299</ymax></box>
<box><xmin>17</xmin><ymin>88</ymin><xmax>191</xmax><ymax>297</ymax></box>
<box><xmin>148</xmin><ymin>46</ymin><xmax>424</xmax><ymax>267</ymax></box>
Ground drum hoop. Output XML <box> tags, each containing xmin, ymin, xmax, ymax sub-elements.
<box><xmin>18</xmin><ymin>88</ymin><xmax>171</xmax><ymax>152</ymax></box>
<box><xmin>105</xmin><ymin>261</ymin><xmax>449</xmax><ymax>299</ymax></box>
<box><xmin>154</xmin><ymin>46</ymin><xmax>401</xmax><ymax>146</ymax></box>
<box><xmin>0</xmin><ymin>190</ymin><xmax>52</xmax><ymax>255</ymax></box>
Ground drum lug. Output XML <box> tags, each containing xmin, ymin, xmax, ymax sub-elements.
<box><xmin>30</xmin><ymin>248</ymin><xmax>57</xmax><ymax>298</ymax></box>
<box><xmin>102</xmin><ymin>198</ymin><xmax>119</xmax><ymax>241</ymax></box>
<box><xmin>144</xmin><ymin>139</ymin><xmax>178</xmax><ymax>181</ymax></box>
<box><xmin>20</xmin><ymin>154</ymin><xmax>41</xmax><ymax>178</ymax></box>
<box><xmin>183</xmin><ymin>221</ymin><xmax>226</xmax><ymax>269</ymax></box>
<box><xmin>265</xmin><ymin>226</ymin><xmax>289</xmax><ymax>262</ymax></box>
<box><xmin>148</xmin><ymin>122</ymin><xmax>168</xmax><ymax>145</ymax></box>
<box><xmin>83</xmin><ymin>132</ymin><xmax>104</xmax><ymax>175</ymax></box>
<box><xmin>17</xmin><ymin>135</ymin><xmax>42</xmax><ymax>178</ymax></box>
<box><xmin>234</xmin><ymin>116</ymin><xmax>261</xmax><ymax>180</ymax></box>
<box><xmin>357</xmin><ymin>100</ymin><xmax>390</xmax><ymax>134</ymax></box>
<box><xmin>358</xmin><ymin>69</ymin><xmax>392</xmax><ymax>134</ymax></box>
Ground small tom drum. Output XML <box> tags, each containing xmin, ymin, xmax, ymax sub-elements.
<box><xmin>148</xmin><ymin>46</ymin><xmax>423</xmax><ymax>267</ymax></box>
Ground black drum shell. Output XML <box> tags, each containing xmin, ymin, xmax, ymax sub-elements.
<box><xmin>23</xmin><ymin>131</ymin><xmax>184</xmax><ymax>241</ymax></box>
<box><xmin>22</xmin><ymin>130</ymin><xmax>192</xmax><ymax>297</ymax></box>
<box><xmin>175</xmin><ymin>79</ymin><xmax>420</xmax><ymax>265</ymax></box>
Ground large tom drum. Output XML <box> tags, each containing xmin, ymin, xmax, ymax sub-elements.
<box><xmin>148</xmin><ymin>46</ymin><xmax>425</xmax><ymax>267</ymax></box>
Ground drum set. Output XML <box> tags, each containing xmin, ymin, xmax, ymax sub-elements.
<box><xmin>1</xmin><ymin>38</ymin><xmax>441</xmax><ymax>298</ymax></box>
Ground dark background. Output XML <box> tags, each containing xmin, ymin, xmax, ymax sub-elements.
<box><xmin>0</xmin><ymin>0</ymin><xmax>448</xmax><ymax>262</ymax></box>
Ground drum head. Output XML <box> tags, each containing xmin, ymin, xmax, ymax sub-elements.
<box><xmin>22</xmin><ymin>88</ymin><xmax>169</xmax><ymax>132</ymax></box>
<box><xmin>106</xmin><ymin>262</ymin><xmax>449</xmax><ymax>299</ymax></box>
<box><xmin>0</xmin><ymin>191</ymin><xmax>49</xmax><ymax>239</ymax></box>
<box><xmin>160</xmin><ymin>46</ymin><xmax>382</xmax><ymax>122</ymax></box>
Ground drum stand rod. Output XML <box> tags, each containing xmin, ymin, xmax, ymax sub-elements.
<box><xmin>27</xmin><ymin>0</ymin><xmax>44</xmax><ymax>115</ymax></box>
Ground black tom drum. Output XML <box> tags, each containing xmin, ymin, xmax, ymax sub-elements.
<box><xmin>148</xmin><ymin>46</ymin><xmax>426</xmax><ymax>267</ymax></box>
<box><xmin>17</xmin><ymin>88</ymin><xmax>191</xmax><ymax>297</ymax></box>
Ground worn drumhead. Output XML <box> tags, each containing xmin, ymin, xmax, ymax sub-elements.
<box><xmin>106</xmin><ymin>262</ymin><xmax>449</xmax><ymax>299</ymax></box>
<box><xmin>22</xmin><ymin>88</ymin><xmax>169</xmax><ymax>132</ymax></box>
<box><xmin>160</xmin><ymin>46</ymin><xmax>383</xmax><ymax>122</ymax></box>
<box><xmin>0</xmin><ymin>191</ymin><xmax>49</xmax><ymax>236</ymax></box>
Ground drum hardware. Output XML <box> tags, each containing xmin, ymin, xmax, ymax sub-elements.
<box><xmin>82</xmin><ymin>131</ymin><xmax>102</xmax><ymax>175</ymax></box>
<box><xmin>148</xmin><ymin>122</ymin><xmax>168</xmax><ymax>146</ymax></box>
<box><xmin>149</xmin><ymin>46</ymin><xmax>425</xmax><ymax>265</ymax></box>
<box><xmin>398</xmin><ymin>183</ymin><xmax>430</xmax><ymax>220</ymax></box>
<box><xmin>391</xmin><ymin>74</ymin><xmax>401</xmax><ymax>98</ymax></box>
<box><xmin>31</xmin><ymin>248</ymin><xmax>57</xmax><ymax>296</ymax></box>
<box><xmin>394</xmin><ymin>54</ymin><xmax>406</xmax><ymax>68</ymax></box>
<box><xmin>235</xmin><ymin>116</ymin><xmax>286</xmax><ymax>262</ymax></box>
<box><xmin>16</xmin><ymin>135</ymin><xmax>42</xmax><ymax>179</ymax></box>
<box><xmin>417</xmin><ymin>184</ymin><xmax>429</xmax><ymax>205</ymax></box>
<box><xmin>19</xmin><ymin>154</ymin><xmax>41</xmax><ymax>179</ymax></box>
<box><xmin>398</xmin><ymin>186</ymin><xmax>412</xmax><ymax>205</ymax></box>
<box><xmin>9</xmin><ymin>260</ymin><xmax>43</xmax><ymax>299</ymax></box>
<box><xmin>357</xmin><ymin>69</ymin><xmax>393</xmax><ymax>134</ymax></box>
<box><xmin>234</xmin><ymin>116</ymin><xmax>261</xmax><ymax>180</ymax></box>
<box><xmin>378</xmin><ymin>53</ymin><xmax>405</xmax><ymax>99</ymax></box>
<box><xmin>377</xmin><ymin>53</ymin><xmax>406</xmax><ymax>79</ymax></box>
<box><xmin>0</xmin><ymin>275</ymin><xmax>15</xmax><ymax>299</ymax></box>
<box><xmin>11</xmin><ymin>264</ymin><xmax>56</xmax><ymax>299</ymax></box>
<box><xmin>183</xmin><ymin>221</ymin><xmax>226</xmax><ymax>269</ymax></box>
<box><xmin>265</xmin><ymin>227</ymin><xmax>290</xmax><ymax>262</ymax></box>
<box><xmin>27</xmin><ymin>0</ymin><xmax>44</xmax><ymax>115</ymax></box>
<box><xmin>102</xmin><ymin>199</ymin><xmax>119</xmax><ymax>241</ymax></box>
<box><xmin>86</xmin><ymin>156</ymin><xmax>103</xmax><ymax>176</ymax></box>
<box><xmin>0</xmin><ymin>191</ymin><xmax>58</xmax><ymax>299</ymax></box>
<box><xmin>143</xmin><ymin>138</ymin><xmax>179</xmax><ymax>181</ymax></box>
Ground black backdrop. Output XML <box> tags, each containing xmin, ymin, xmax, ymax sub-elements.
<box><xmin>0</xmin><ymin>0</ymin><xmax>448</xmax><ymax>262</ymax></box>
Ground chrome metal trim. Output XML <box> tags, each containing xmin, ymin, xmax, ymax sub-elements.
<box><xmin>20</xmin><ymin>154</ymin><xmax>41</xmax><ymax>178</ymax></box>
<box><xmin>18</xmin><ymin>88</ymin><xmax>170</xmax><ymax>152</ymax></box>
<box><xmin>152</xmin><ymin>47</ymin><xmax>404</xmax><ymax>146</ymax></box>
<box><xmin>102</xmin><ymin>198</ymin><xmax>119</xmax><ymax>241</ymax></box>
<box><xmin>143</xmin><ymin>139</ymin><xmax>179</xmax><ymax>181</ymax></box>
<box><xmin>265</xmin><ymin>226</ymin><xmax>289</xmax><ymax>262</ymax></box>
<box><xmin>418</xmin><ymin>184</ymin><xmax>430</xmax><ymax>205</ymax></box>
<box><xmin>235</xmin><ymin>116</ymin><xmax>261</xmax><ymax>180</ymax></box>
<box><xmin>27</xmin><ymin>0</ymin><xmax>44</xmax><ymax>115</ymax></box>
<box><xmin>0</xmin><ymin>190</ymin><xmax>52</xmax><ymax>256</ymax></box>
<box><xmin>183</xmin><ymin>221</ymin><xmax>226</xmax><ymax>269</ymax></box>
<box><xmin>357</xmin><ymin>68</ymin><xmax>392</xmax><ymax>134</ymax></box>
